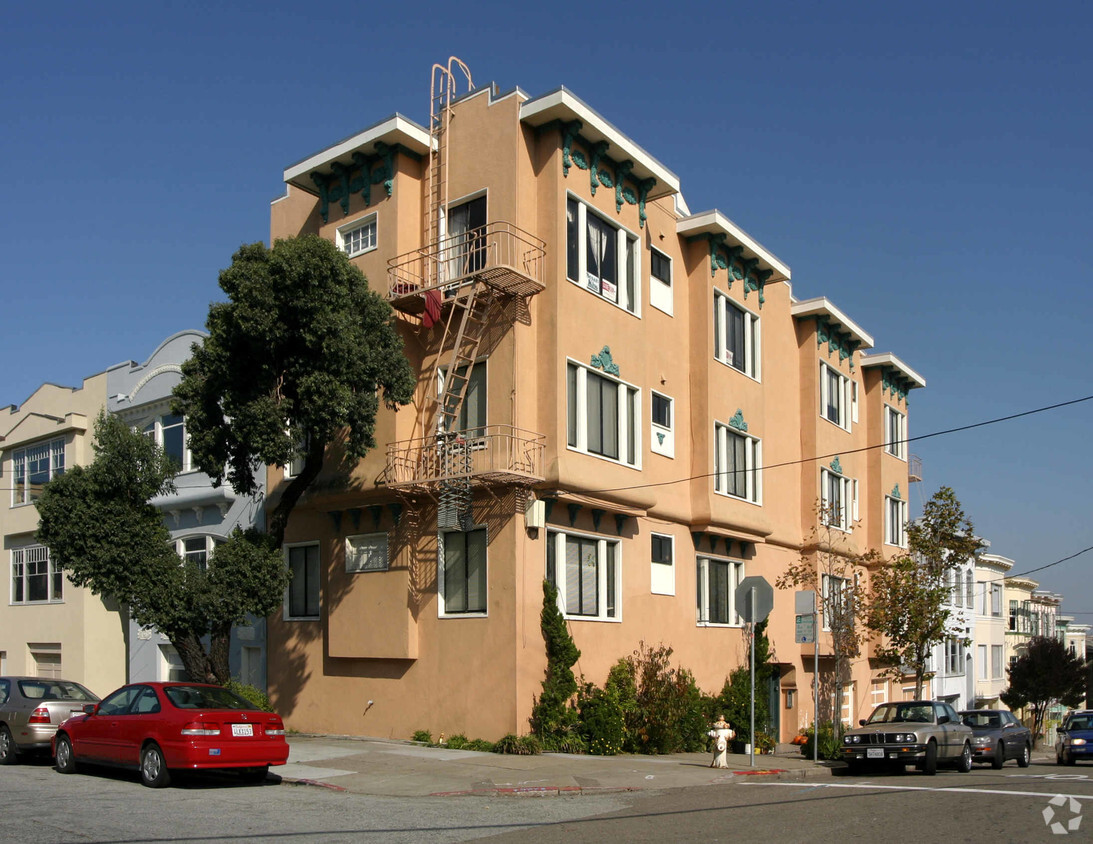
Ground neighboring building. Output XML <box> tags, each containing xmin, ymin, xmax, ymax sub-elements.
<box><xmin>106</xmin><ymin>331</ymin><xmax>269</xmax><ymax>688</ymax></box>
<box><xmin>1004</xmin><ymin>574</ymin><xmax>1041</xmax><ymax>668</ymax></box>
<box><xmin>0</xmin><ymin>375</ymin><xmax>127</xmax><ymax>695</ymax></box>
<box><xmin>264</xmin><ymin>71</ymin><xmax>924</xmax><ymax>741</ymax></box>
<box><xmin>973</xmin><ymin>552</ymin><xmax>1012</xmax><ymax>708</ymax></box>
<box><xmin>930</xmin><ymin>553</ymin><xmax>977</xmax><ymax>710</ymax></box>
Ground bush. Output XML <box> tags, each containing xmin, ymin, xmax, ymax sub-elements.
<box><xmin>464</xmin><ymin>738</ymin><xmax>495</xmax><ymax>752</ymax></box>
<box><xmin>530</xmin><ymin>581</ymin><xmax>582</xmax><ymax>749</ymax></box>
<box><xmin>226</xmin><ymin>680</ymin><xmax>273</xmax><ymax>712</ymax></box>
<box><xmin>446</xmin><ymin>733</ymin><xmax>468</xmax><ymax>749</ymax></box>
<box><xmin>411</xmin><ymin>729</ymin><xmax>433</xmax><ymax>744</ymax></box>
<box><xmin>801</xmin><ymin>722</ymin><xmax>843</xmax><ymax>760</ymax></box>
<box><xmin>493</xmin><ymin>734</ymin><xmax>542</xmax><ymax>755</ymax></box>
<box><xmin>577</xmin><ymin>683</ymin><xmax>626</xmax><ymax>755</ymax></box>
<box><xmin>611</xmin><ymin>642</ymin><xmax>708</xmax><ymax>754</ymax></box>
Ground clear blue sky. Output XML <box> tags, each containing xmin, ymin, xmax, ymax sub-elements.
<box><xmin>3</xmin><ymin>3</ymin><xmax>1091</xmax><ymax>613</ymax></box>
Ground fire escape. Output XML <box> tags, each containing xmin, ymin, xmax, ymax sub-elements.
<box><xmin>384</xmin><ymin>58</ymin><xmax>546</xmax><ymax>528</ymax></box>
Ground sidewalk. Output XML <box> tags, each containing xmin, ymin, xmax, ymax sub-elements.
<box><xmin>277</xmin><ymin>736</ymin><xmax>838</xmax><ymax>798</ymax></box>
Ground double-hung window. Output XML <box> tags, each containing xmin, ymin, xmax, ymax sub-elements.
<box><xmin>439</xmin><ymin>360</ymin><xmax>486</xmax><ymax>438</ymax></box>
<box><xmin>546</xmin><ymin>530</ymin><xmax>620</xmax><ymax>621</ymax></box>
<box><xmin>178</xmin><ymin>536</ymin><xmax>216</xmax><ymax>572</ymax></box>
<box><xmin>714</xmin><ymin>291</ymin><xmax>760</xmax><ymax>379</ymax></box>
<box><xmin>11</xmin><ymin>545</ymin><xmax>63</xmax><ymax>604</ymax></box>
<box><xmin>650</xmin><ymin>391</ymin><xmax>673</xmax><ymax>458</ymax></box>
<box><xmin>696</xmin><ymin>556</ymin><xmax>744</xmax><ymax>626</ymax></box>
<box><xmin>440</xmin><ymin>528</ymin><xmax>487</xmax><ymax>615</ymax></box>
<box><xmin>649</xmin><ymin>248</ymin><xmax>672</xmax><ymax>314</ymax></box>
<box><xmin>566</xmin><ymin>197</ymin><xmax>639</xmax><ymax>313</ymax></box>
<box><xmin>821</xmin><ymin>467</ymin><xmax>857</xmax><ymax>530</ymax></box>
<box><xmin>944</xmin><ymin>638</ymin><xmax>964</xmax><ymax>676</ymax></box>
<box><xmin>885</xmin><ymin>495</ymin><xmax>907</xmax><ymax>547</ymax></box>
<box><xmin>11</xmin><ymin>438</ymin><xmax>65</xmax><ymax>505</ymax></box>
<box><xmin>566</xmin><ymin>361</ymin><xmax>639</xmax><ymax>467</ymax></box>
<box><xmin>885</xmin><ymin>406</ymin><xmax>907</xmax><ymax>459</ymax></box>
<box><xmin>144</xmin><ymin>413</ymin><xmax>191</xmax><ymax>473</ymax></box>
<box><xmin>285</xmin><ymin>543</ymin><xmax>320</xmax><ymax>620</ymax></box>
<box><xmin>336</xmin><ymin>214</ymin><xmax>377</xmax><ymax>257</ymax></box>
<box><xmin>821</xmin><ymin>574</ymin><xmax>851</xmax><ymax>632</ymax></box>
<box><xmin>820</xmin><ymin>363</ymin><xmax>855</xmax><ymax>431</ymax></box>
<box><xmin>714</xmin><ymin>422</ymin><xmax>761</xmax><ymax>503</ymax></box>
<box><xmin>990</xmin><ymin>583</ymin><xmax>1002</xmax><ymax>617</ymax></box>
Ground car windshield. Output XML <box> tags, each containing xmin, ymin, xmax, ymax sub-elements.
<box><xmin>18</xmin><ymin>680</ymin><xmax>96</xmax><ymax>702</ymax></box>
<box><xmin>165</xmin><ymin>685</ymin><xmax>259</xmax><ymax>711</ymax></box>
<box><xmin>866</xmin><ymin>703</ymin><xmax>934</xmax><ymax>724</ymax></box>
<box><xmin>1067</xmin><ymin>716</ymin><xmax>1092</xmax><ymax>731</ymax></box>
<box><xmin>961</xmin><ymin>712</ymin><xmax>1001</xmax><ymax>728</ymax></box>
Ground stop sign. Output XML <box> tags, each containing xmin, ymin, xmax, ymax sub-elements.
<box><xmin>735</xmin><ymin>575</ymin><xmax>773</xmax><ymax>622</ymax></box>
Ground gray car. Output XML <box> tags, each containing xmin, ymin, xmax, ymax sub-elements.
<box><xmin>959</xmin><ymin>709</ymin><xmax>1032</xmax><ymax>769</ymax></box>
<box><xmin>0</xmin><ymin>676</ymin><xmax>99</xmax><ymax>763</ymax></box>
<box><xmin>842</xmin><ymin>700</ymin><xmax>974</xmax><ymax>775</ymax></box>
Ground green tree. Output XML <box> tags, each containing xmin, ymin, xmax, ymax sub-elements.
<box><xmin>529</xmin><ymin>580</ymin><xmax>582</xmax><ymax>749</ymax></box>
<box><xmin>865</xmin><ymin>486</ymin><xmax>981</xmax><ymax>697</ymax></box>
<box><xmin>172</xmin><ymin>234</ymin><xmax>415</xmax><ymax>547</ymax></box>
<box><xmin>36</xmin><ymin>412</ymin><xmax>288</xmax><ymax>683</ymax></box>
<box><xmin>1002</xmin><ymin>636</ymin><xmax>1088</xmax><ymax>747</ymax></box>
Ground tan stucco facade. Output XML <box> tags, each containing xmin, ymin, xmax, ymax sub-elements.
<box><xmin>266</xmin><ymin>84</ymin><xmax>924</xmax><ymax>742</ymax></box>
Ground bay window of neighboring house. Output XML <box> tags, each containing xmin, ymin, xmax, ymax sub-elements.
<box><xmin>11</xmin><ymin>438</ymin><xmax>65</xmax><ymax>505</ymax></box>
<box><xmin>820</xmin><ymin>363</ymin><xmax>856</xmax><ymax>431</ymax></box>
<box><xmin>178</xmin><ymin>536</ymin><xmax>218</xmax><ymax>572</ymax></box>
<box><xmin>714</xmin><ymin>421</ymin><xmax>762</xmax><ymax>503</ymax></box>
<box><xmin>566</xmin><ymin>197</ymin><xmax>639</xmax><ymax>314</ymax></box>
<box><xmin>566</xmin><ymin>361</ymin><xmax>639</xmax><ymax>467</ymax></box>
<box><xmin>547</xmin><ymin>529</ymin><xmax>620</xmax><ymax>621</ymax></box>
<box><xmin>714</xmin><ymin>291</ymin><xmax>760</xmax><ymax>379</ymax></box>
<box><xmin>11</xmin><ymin>545</ymin><xmax>63</xmax><ymax>604</ymax></box>
<box><xmin>439</xmin><ymin>528</ymin><xmax>487</xmax><ymax>615</ymax></box>
<box><xmin>885</xmin><ymin>405</ymin><xmax>907</xmax><ymax>459</ymax></box>
<box><xmin>696</xmin><ymin>556</ymin><xmax>745</xmax><ymax>626</ymax></box>
<box><xmin>285</xmin><ymin>542</ymin><xmax>320</xmax><ymax>620</ymax></box>
<box><xmin>144</xmin><ymin>412</ymin><xmax>191</xmax><ymax>473</ymax></box>
<box><xmin>821</xmin><ymin>466</ymin><xmax>858</xmax><ymax>531</ymax></box>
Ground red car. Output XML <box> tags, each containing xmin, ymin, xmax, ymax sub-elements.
<box><xmin>52</xmin><ymin>682</ymin><xmax>289</xmax><ymax>788</ymax></box>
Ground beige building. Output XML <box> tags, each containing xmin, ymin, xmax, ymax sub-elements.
<box><xmin>265</xmin><ymin>71</ymin><xmax>924</xmax><ymax>742</ymax></box>
<box><xmin>0</xmin><ymin>375</ymin><xmax>127</xmax><ymax>694</ymax></box>
<box><xmin>974</xmin><ymin>552</ymin><xmax>1012</xmax><ymax>708</ymax></box>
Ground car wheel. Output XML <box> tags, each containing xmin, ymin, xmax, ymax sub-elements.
<box><xmin>992</xmin><ymin>741</ymin><xmax>1005</xmax><ymax>770</ymax></box>
<box><xmin>0</xmin><ymin>725</ymin><xmax>18</xmax><ymax>765</ymax></box>
<box><xmin>55</xmin><ymin>735</ymin><xmax>78</xmax><ymax>774</ymax></box>
<box><xmin>140</xmin><ymin>743</ymin><xmax>172</xmax><ymax>788</ymax></box>
<box><xmin>1066</xmin><ymin>748</ymin><xmax>1077</xmax><ymax>767</ymax></box>
<box><xmin>1017</xmin><ymin>743</ymin><xmax>1031</xmax><ymax>768</ymax></box>
<box><xmin>956</xmin><ymin>741</ymin><xmax>973</xmax><ymax>773</ymax></box>
<box><xmin>923</xmin><ymin>740</ymin><xmax>938</xmax><ymax>775</ymax></box>
<box><xmin>240</xmin><ymin>765</ymin><xmax>269</xmax><ymax>784</ymax></box>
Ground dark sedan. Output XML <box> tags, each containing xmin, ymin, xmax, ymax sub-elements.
<box><xmin>959</xmin><ymin>709</ymin><xmax>1032</xmax><ymax>769</ymax></box>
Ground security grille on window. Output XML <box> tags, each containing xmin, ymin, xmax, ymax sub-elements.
<box><xmin>714</xmin><ymin>422</ymin><xmax>761</xmax><ymax>503</ymax></box>
<box><xmin>886</xmin><ymin>496</ymin><xmax>907</xmax><ymax>547</ymax></box>
<box><xmin>11</xmin><ymin>545</ymin><xmax>63</xmax><ymax>604</ymax></box>
<box><xmin>566</xmin><ymin>361</ymin><xmax>639</xmax><ymax>467</ymax></box>
<box><xmin>885</xmin><ymin>405</ymin><xmax>907</xmax><ymax>459</ymax></box>
<box><xmin>11</xmin><ymin>438</ymin><xmax>64</xmax><ymax>505</ymax></box>
<box><xmin>820</xmin><ymin>468</ymin><xmax>857</xmax><ymax>530</ymax></box>
<box><xmin>546</xmin><ymin>530</ymin><xmax>620</xmax><ymax>621</ymax></box>
<box><xmin>820</xmin><ymin>363</ymin><xmax>854</xmax><ymax>430</ymax></box>
<box><xmin>714</xmin><ymin>291</ymin><xmax>760</xmax><ymax>378</ymax></box>
<box><xmin>441</xmin><ymin>528</ymin><xmax>486</xmax><ymax>614</ymax></box>
<box><xmin>566</xmin><ymin>197</ymin><xmax>639</xmax><ymax>313</ymax></box>
<box><xmin>286</xmin><ymin>543</ymin><xmax>320</xmax><ymax>619</ymax></box>
<box><xmin>697</xmin><ymin>556</ymin><xmax>744</xmax><ymax>625</ymax></box>
<box><xmin>346</xmin><ymin>533</ymin><xmax>389</xmax><ymax>573</ymax></box>
<box><xmin>337</xmin><ymin>216</ymin><xmax>377</xmax><ymax>257</ymax></box>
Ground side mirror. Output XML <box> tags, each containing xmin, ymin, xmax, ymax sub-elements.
<box><xmin>937</xmin><ymin>714</ymin><xmax>950</xmax><ymax>725</ymax></box>
<box><xmin>859</xmin><ymin>719</ymin><xmax>867</xmax><ymax>726</ymax></box>
<box><xmin>82</xmin><ymin>703</ymin><xmax>98</xmax><ymax>715</ymax></box>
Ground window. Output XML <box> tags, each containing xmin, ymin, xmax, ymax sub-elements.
<box><xmin>650</xmin><ymin>391</ymin><xmax>673</xmax><ymax>458</ymax></box>
<box><xmin>870</xmin><ymin>680</ymin><xmax>888</xmax><ymax>708</ymax></box>
<box><xmin>991</xmin><ymin>645</ymin><xmax>1004</xmax><ymax>679</ymax></box>
<box><xmin>944</xmin><ymin>638</ymin><xmax>965</xmax><ymax>676</ymax></box>
<box><xmin>566</xmin><ymin>197</ymin><xmax>639</xmax><ymax>313</ymax></box>
<box><xmin>821</xmin><ymin>574</ymin><xmax>852</xmax><ymax>632</ymax></box>
<box><xmin>977</xmin><ymin>644</ymin><xmax>988</xmax><ymax>680</ymax></box>
<box><xmin>821</xmin><ymin>467</ymin><xmax>858</xmax><ymax>530</ymax></box>
<box><xmin>144</xmin><ymin>413</ymin><xmax>191</xmax><ymax>472</ymax></box>
<box><xmin>714</xmin><ymin>423</ymin><xmax>762</xmax><ymax>503</ymax></box>
<box><xmin>566</xmin><ymin>361</ymin><xmax>640</xmax><ymax>467</ymax></box>
<box><xmin>886</xmin><ymin>496</ymin><xmax>907</xmax><ymax>547</ymax></box>
<box><xmin>440</xmin><ymin>528</ymin><xmax>487</xmax><ymax>615</ymax></box>
<box><xmin>952</xmin><ymin>570</ymin><xmax>963</xmax><ymax>608</ymax></box>
<box><xmin>29</xmin><ymin>644</ymin><xmax>62</xmax><ymax>679</ymax></box>
<box><xmin>820</xmin><ymin>363</ymin><xmax>854</xmax><ymax>430</ymax></box>
<box><xmin>547</xmin><ymin>530</ymin><xmax>620</xmax><ymax>621</ymax></box>
<box><xmin>285</xmin><ymin>543</ymin><xmax>320</xmax><ymax>619</ymax></box>
<box><xmin>714</xmin><ymin>291</ymin><xmax>760</xmax><ymax>379</ymax></box>
<box><xmin>346</xmin><ymin>533</ymin><xmax>389</xmax><ymax>573</ymax></box>
<box><xmin>336</xmin><ymin>214</ymin><xmax>377</xmax><ymax>257</ymax></box>
<box><xmin>650</xmin><ymin>532</ymin><xmax>674</xmax><ymax>596</ymax></box>
<box><xmin>697</xmin><ymin>556</ymin><xmax>744</xmax><ymax>626</ymax></box>
<box><xmin>439</xmin><ymin>360</ymin><xmax>486</xmax><ymax>437</ymax></box>
<box><xmin>178</xmin><ymin>536</ymin><xmax>215</xmax><ymax>572</ymax></box>
<box><xmin>649</xmin><ymin>248</ymin><xmax>672</xmax><ymax>314</ymax></box>
<box><xmin>990</xmin><ymin>583</ymin><xmax>1002</xmax><ymax>617</ymax></box>
<box><xmin>965</xmin><ymin>573</ymin><xmax>974</xmax><ymax>610</ymax></box>
<box><xmin>11</xmin><ymin>438</ymin><xmax>64</xmax><ymax>505</ymax></box>
<box><xmin>885</xmin><ymin>406</ymin><xmax>907</xmax><ymax>459</ymax></box>
<box><xmin>11</xmin><ymin>546</ymin><xmax>63</xmax><ymax>604</ymax></box>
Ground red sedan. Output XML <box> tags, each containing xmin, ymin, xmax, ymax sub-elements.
<box><xmin>52</xmin><ymin>682</ymin><xmax>289</xmax><ymax>788</ymax></box>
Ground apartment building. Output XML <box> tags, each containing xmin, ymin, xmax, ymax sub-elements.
<box><xmin>0</xmin><ymin>375</ymin><xmax>127</xmax><ymax>695</ymax></box>
<box><xmin>974</xmin><ymin>552</ymin><xmax>1012</xmax><ymax>708</ymax></box>
<box><xmin>930</xmin><ymin>553</ymin><xmax>977</xmax><ymax>710</ymax></box>
<box><xmin>264</xmin><ymin>69</ymin><xmax>924</xmax><ymax>741</ymax></box>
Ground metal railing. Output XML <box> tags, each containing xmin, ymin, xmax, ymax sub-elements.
<box><xmin>385</xmin><ymin>424</ymin><xmax>545</xmax><ymax>488</ymax></box>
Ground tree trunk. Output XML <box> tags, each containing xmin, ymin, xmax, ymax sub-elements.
<box><xmin>268</xmin><ymin>438</ymin><xmax>325</xmax><ymax>548</ymax></box>
<box><xmin>171</xmin><ymin>629</ymin><xmax>232</xmax><ymax>685</ymax></box>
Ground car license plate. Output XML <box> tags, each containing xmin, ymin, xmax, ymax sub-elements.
<box><xmin>232</xmin><ymin>724</ymin><xmax>254</xmax><ymax>737</ymax></box>
<box><xmin>867</xmin><ymin>748</ymin><xmax>884</xmax><ymax>759</ymax></box>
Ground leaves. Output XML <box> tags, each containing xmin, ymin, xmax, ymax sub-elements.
<box><xmin>1002</xmin><ymin>636</ymin><xmax>1087</xmax><ymax>744</ymax></box>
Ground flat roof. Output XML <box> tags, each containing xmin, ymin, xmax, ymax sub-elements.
<box><xmin>677</xmin><ymin>210</ymin><xmax>791</xmax><ymax>281</ymax></box>
<box><xmin>861</xmin><ymin>352</ymin><xmax>927</xmax><ymax>389</ymax></box>
<box><xmin>791</xmin><ymin>297</ymin><xmax>874</xmax><ymax>349</ymax></box>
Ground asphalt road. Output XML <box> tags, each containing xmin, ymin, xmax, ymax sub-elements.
<box><xmin>5</xmin><ymin>755</ymin><xmax>1093</xmax><ymax>843</ymax></box>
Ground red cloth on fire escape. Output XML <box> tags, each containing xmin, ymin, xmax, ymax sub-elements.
<box><xmin>422</xmin><ymin>289</ymin><xmax>442</xmax><ymax>328</ymax></box>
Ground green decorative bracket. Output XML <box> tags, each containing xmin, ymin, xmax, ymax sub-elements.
<box><xmin>591</xmin><ymin>508</ymin><xmax>605</xmax><ymax>532</ymax></box>
<box><xmin>543</xmin><ymin>498</ymin><xmax>556</xmax><ymax>523</ymax></box>
<box><xmin>814</xmin><ymin>317</ymin><xmax>861</xmax><ymax>370</ymax></box>
<box><xmin>830</xmin><ymin>456</ymin><xmax>843</xmax><ymax>474</ymax></box>
<box><xmin>728</xmin><ymin>409</ymin><xmax>748</xmax><ymax>433</ymax></box>
<box><xmin>591</xmin><ymin>346</ymin><xmax>620</xmax><ymax>376</ymax></box>
<box><xmin>691</xmin><ymin>531</ymin><xmax>704</xmax><ymax>549</ymax></box>
<box><xmin>328</xmin><ymin>510</ymin><xmax>343</xmax><ymax>532</ymax></box>
<box><xmin>881</xmin><ymin>368</ymin><xmax>911</xmax><ymax>404</ymax></box>
<box><xmin>348</xmin><ymin>508</ymin><xmax>362</xmax><ymax>531</ymax></box>
<box><xmin>310</xmin><ymin>143</ymin><xmax>398</xmax><ymax>223</ymax></box>
<box><xmin>387</xmin><ymin>502</ymin><xmax>402</xmax><ymax>527</ymax></box>
<box><xmin>614</xmin><ymin>514</ymin><xmax>628</xmax><ymax>536</ymax></box>
<box><xmin>725</xmin><ymin>539</ymin><xmax>734</xmax><ymax>557</ymax></box>
<box><xmin>567</xmin><ymin>503</ymin><xmax>581</xmax><ymax>527</ymax></box>
<box><xmin>891</xmin><ymin>484</ymin><xmax>902</xmax><ymax>500</ymax></box>
<box><xmin>369</xmin><ymin>505</ymin><xmax>384</xmax><ymax>530</ymax></box>
<box><xmin>560</xmin><ymin>121</ymin><xmax>657</xmax><ymax>228</ymax></box>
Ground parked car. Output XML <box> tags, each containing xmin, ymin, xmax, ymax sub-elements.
<box><xmin>1056</xmin><ymin>710</ymin><xmax>1093</xmax><ymax>766</ymax></box>
<box><xmin>959</xmin><ymin>709</ymin><xmax>1032</xmax><ymax>769</ymax></box>
<box><xmin>842</xmin><ymin>700</ymin><xmax>974</xmax><ymax>775</ymax></box>
<box><xmin>0</xmin><ymin>676</ymin><xmax>99</xmax><ymax>764</ymax></box>
<box><xmin>52</xmin><ymin>682</ymin><xmax>289</xmax><ymax>788</ymax></box>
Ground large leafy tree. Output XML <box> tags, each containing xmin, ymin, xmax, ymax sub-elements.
<box><xmin>172</xmin><ymin>234</ymin><xmax>416</xmax><ymax>546</ymax></box>
<box><xmin>36</xmin><ymin>412</ymin><xmax>288</xmax><ymax>683</ymax></box>
<box><xmin>865</xmin><ymin>486</ymin><xmax>981</xmax><ymax>697</ymax></box>
<box><xmin>1002</xmin><ymin>636</ymin><xmax>1088</xmax><ymax>747</ymax></box>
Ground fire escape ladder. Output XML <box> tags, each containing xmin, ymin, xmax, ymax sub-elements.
<box><xmin>437</xmin><ymin>279</ymin><xmax>492</xmax><ymax>434</ymax></box>
<box><xmin>426</xmin><ymin>58</ymin><xmax>473</xmax><ymax>286</ymax></box>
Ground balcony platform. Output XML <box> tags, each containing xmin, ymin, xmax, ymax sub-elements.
<box><xmin>384</xmin><ymin>425</ymin><xmax>545</xmax><ymax>492</ymax></box>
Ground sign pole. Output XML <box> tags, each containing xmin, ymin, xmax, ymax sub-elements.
<box><xmin>750</xmin><ymin>585</ymin><xmax>756</xmax><ymax>768</ymax></box>
<box><xmin>814</xmin><ymin>601</ymin><xmax>819</xmax><ymax>764</ymax></box>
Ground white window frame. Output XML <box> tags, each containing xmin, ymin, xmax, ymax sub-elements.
<box><xmin>977</xmin><ymin>644</ymin><xmax>988</xmax><ymax>680</ymax></box>
<box><xmin>177</xmin><ymin>535</ymin><xmax>216</xmax><ymax>572</ymax></box>
<box><xmin>649</xmin><ymin>246</ymin><xmax>673</xmax><ymax>315</ymax></box>
<box><xmin>885</xmin><ymin>405</ymin><xmax>907</xmax><ymax>460</ymax></box>
<box><xmin>547</xmin><ymin>529</ymin><xmax>621</xmax><ymax>622</ymax></box>
<box><xmin>566</xmin><ymin>195</ymin><xmax>640</xmax><ymax>315</ymax></box>
<box><xmin>819</xmin><ymin>362</ymin><xmax>853</xmax><ymax>431</ymax></box>
<box><xmin>336</xmin><ymin>213</ymin><xmax>378</xmax><ymax>258</ymax></box>
<box><xmin>566</xmin><ymin>360</ymin><xmax>641</xmax><ymax>468</ymax></box>
<box><xmin>714</xmin><ymin>422</ymin><xmax>762</xmax><ymax>504</ymax></box>
<box><xmin>29</xmin><ymin>643</ymin><xmax>62</xmax><ymax>679</ymax></box>
<box><xmin>870</xmin><ymin>679</ymin><xmax>888</xmax><ymax>708</ymax></box>
<box><xmin>990</xmin><ymin>583</ymin><xmax>1002</xmax><ymax>617</ymax></box>
<box><xmin>696</xmin><ymin>556</ymin><xmax>745</xmax><ymax>627</ymax></box>
<box><xmin>713</xmin><ymin>290</ymin><xmax>761</xmax><ymax>380</ymax></box>
<box><xmin>991</xmin><ymin>644</ymin><xmax>1004</xmax><ymax>679</ymax></box>
<box><xmin>438</xmin><ymin>527</ymin><xmax>488</xmax><ymax>616</ymax></box>
<box><xmin>650</xmin><ymin>391</ymin><xmax>674</xmax><ymax>458</ymax></box>
<box><xmin>821</xmin><ymin>573</ymin><xmax>850</xmax><ymax>632</ymax></box>
<box><xmin>144</xmin><ymin>413</ymin><xmax>192</xmax><ymax>473</ymax></box>
<box><xmin>10</xmin><ymin>438</ymin><xmax>65</xmax><ymax>506</ymax></box>
<box><xmin>945</xmin><ymin>638</ymin><xmax>965</xmax><ymax>676</ymax></box>
<box><xmin>650</xmin><ymin>532</ymin><xmax>674</xmax><ymax>596</ymax></box>
<box><xmin>11</xmin><ymin>545</ymin><xmax>63</xmax><ymax>605</ymax></box>
<box><xmin>885</xmin><ymin>495</ymin><xmax>907</xmax><ymax>548</ymax></box>
<box><xmin>345</xmin><ymin>532</ymin><xmax>389</xmax><ymax>573</ymax></box>
<box><xmin>284</xmin><ymin>542</ymin><xmax>320</xmax><ymax>621</ymax></box>
<box><xmin>821</xmin><ymin>468</ymin><xmax>857</xmax><ymax>531</ymax></box>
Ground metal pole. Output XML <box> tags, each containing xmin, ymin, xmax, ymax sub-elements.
<box><xmin>814</xmin><ymin>601</ymin><xmax>819</xmax><ymax>764</ymax></box>
<box><xmin>750</xmin><ymin>586</ymin><xmax>756</xmax><ymax>768</ymax></box>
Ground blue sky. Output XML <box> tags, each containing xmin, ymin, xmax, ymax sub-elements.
<box><xmin>3</xmin><ymin>3</ymin><xmax>1091</xmax><ymax>612</ymax></box>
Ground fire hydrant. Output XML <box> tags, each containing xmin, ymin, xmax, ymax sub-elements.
<box><xmin>708</xmin><ymin>715</ymin><xmax>736</xmax><ymax>768</ymax></box>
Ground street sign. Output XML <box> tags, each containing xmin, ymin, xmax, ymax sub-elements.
<box><xmin>795</xmin><ymin>614</ymin><xmax>815</xmax><ymax>644</ymax></box>
<box><xmin>735</xmin><ymin>575</ymin><xmax>773</xmax><ymax>623</ymax></box>
<box><xmin>795</xmin><ymin>590</ymin><xmax>815</xmax><ymax>615</ymax></box>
